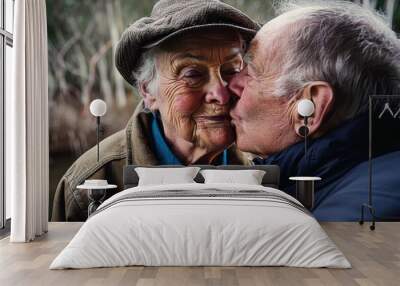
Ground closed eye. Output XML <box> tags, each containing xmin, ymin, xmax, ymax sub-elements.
<box><xmin>183</xmin><ymin>69</ymin><xmax>204</xmax><ymax>78</ymax></box>
<box><xmin>180</xmin><ymin>67</ymin><xmax>207</xmax><ymax>87</ymax></box>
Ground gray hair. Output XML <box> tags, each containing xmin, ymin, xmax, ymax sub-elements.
<box><xmin>273</xmin><ymin>0</ymin><xmax>400</xmax><ymax>125</ymax></box>
<box><xmin>132</xmin><ymin>48</ymin><xmax>159</xmax><ymax>98</ymax></box>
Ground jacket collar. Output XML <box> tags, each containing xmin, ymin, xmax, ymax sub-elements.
<box><xmin>125</xmin><ymin>101</ymin><xmax>159</xmax><ymax>165</ymax></box>
<box><xmin>255</xmin><ymin>112</ymin><xmax>400</xmax><ymax>194</ymax></box>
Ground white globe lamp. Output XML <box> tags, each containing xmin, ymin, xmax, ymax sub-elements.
<box><xmin>297</xmin><ymin>99</ymin><xmax>315</xmax><ymax>117</ymax></box>
<box><xmin>90</xmin><ymin>99</ymin><xmax>107</xmax><ymax>117</ymax></box>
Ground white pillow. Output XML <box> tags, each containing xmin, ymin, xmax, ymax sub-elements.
<box><xmin>200</xmin><ymin>169</ymin><xmax>266</xmax><ymax>185</ymax></box>
<box><xmin>135</xmin><ymin>167</ymin><xmax>201</xmax><ymax>186</ymax></box>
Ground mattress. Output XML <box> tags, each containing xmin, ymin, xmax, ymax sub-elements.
<box><xmin>50</xmin><ymin>183</ymin><xmax>351</xmax><ymax>269</ymax></box>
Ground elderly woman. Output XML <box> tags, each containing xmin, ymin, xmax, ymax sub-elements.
<box><xmin>52</xmin><ymin>0</ymin><xmax>259</xmax><ymax>221</ymax></box>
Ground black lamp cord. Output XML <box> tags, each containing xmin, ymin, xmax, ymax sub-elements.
<box><xmin>304</xmin><ymin>116</ymin><xmax>308</xmax><ymax>172</ymax></box>
<box><xmin>96</xmin><ymin>116</ymin><xmax>100</xmax><ymax>163</ymax></box>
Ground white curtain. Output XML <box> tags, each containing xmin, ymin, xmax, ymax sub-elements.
<box><xmin>7</xmin><ymin>0</ymin><xmax>49</xmax><ymax>242</ymax></box>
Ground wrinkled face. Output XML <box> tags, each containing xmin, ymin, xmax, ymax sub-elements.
<box><xmin>152</xmin><ymin>30</ymin><xmax>244</xmax><ymax>154</ymax></box>
<box><xmin>229</xmin><ymin>22</ymin><xmax>299</xmax><ymax>156</ymax></box>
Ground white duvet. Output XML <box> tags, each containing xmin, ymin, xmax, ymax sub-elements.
<box><xmin>50</xmin><ymin>183</ymin><xmax>351</xmax><ymax>269</ymax></box>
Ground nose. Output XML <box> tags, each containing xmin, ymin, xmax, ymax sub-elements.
<box><xmin>204</xmin><ymin>72</ymin><xmax>231</xmax><ymax>105</ymax></box>
<box><xmin>228</xmin><ymin>67</ymin><xmax>246</xmax><ymax>99</ymax></box>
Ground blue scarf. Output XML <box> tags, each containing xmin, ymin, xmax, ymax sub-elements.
<box><xmin>254</xmin><ymin>112</ymin><xmax>400</xmax><ymax>196</ymax></box>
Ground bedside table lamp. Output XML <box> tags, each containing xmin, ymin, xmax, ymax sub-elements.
<box><xmin>289</xmin><ymin>99</ymin><xmax>320</xmax><ymax>210</ymax></box>
<box><xmin>89</xmin><ymin>99</ymin><xmax>107</xmax><ymax>162</ymax></box>
<box><xmin>297</xmin><ymin>98</ymin><xmax>315</xmax><ymax>162</ymax></box>
<box><xmin>77</xmin><ymin>99</ymin><xmax>116</xmax><ymax>217</ymax></box>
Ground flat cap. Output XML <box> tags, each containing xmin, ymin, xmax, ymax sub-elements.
<box><xmin>115</xmin><ymin>0</ymin><xmax>260</xmax><ymax>86</ymax></box>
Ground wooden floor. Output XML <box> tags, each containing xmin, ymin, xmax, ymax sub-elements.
<box><xmin>0</xmin><ymin>222</ymin><xmax>399</xmax><ymax>286</ymax></box>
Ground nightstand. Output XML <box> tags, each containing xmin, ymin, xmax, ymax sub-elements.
<box><xmin>289</xmin><ymin>176</ymin><xmax>321</xmax><ymax>210</ymax></box>
<box><xmin>77</xmin><ymin>181</ymin><xmax>117</xmax><ymax>217</ymax></box>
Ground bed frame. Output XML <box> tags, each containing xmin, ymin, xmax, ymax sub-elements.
<box><xmin>123</xmin><ymin>165</ymin><xmax>280</xmax><ymax>189</ymax></box>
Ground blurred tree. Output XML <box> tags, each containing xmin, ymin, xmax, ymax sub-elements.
<box><xmin>47</xmin><ymin>0</ymin><xmax>157</xmax><ymax>155</ymax></box>
<box><xmin>224</xmin><ymin>0</ymin><xmax>274</xmax><ymax>24</ymax></box>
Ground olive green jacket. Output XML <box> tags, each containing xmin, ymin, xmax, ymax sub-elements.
<box><xmin>51</xmin><ymin>102</ymin><xmax>249</xmax><ymax>221</ymax></box>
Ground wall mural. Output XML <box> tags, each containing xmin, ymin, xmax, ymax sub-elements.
<box><xmin>48</xmin><ymin>0</ymin><xmax>400</xmax><ymax>222</ymax></box>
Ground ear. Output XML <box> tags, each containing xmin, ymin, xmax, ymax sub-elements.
<box><xmin>293</xmin><ymin>81</ymin><xmax>334</xmax><ymax>137</ymax></box>
<box><xmin>138</xmin><ymin>81</ymin><xmax>158</xmax><ymax>111</ymax></box>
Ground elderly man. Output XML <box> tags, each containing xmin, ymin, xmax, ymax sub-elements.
<box><xmin>229</xmin><ymin>1</ymin><xmax>400</xmax><ymax>220</ymax></box>
<box><xmin>52</xmin><ymin>0</ymin><xmax>259</xmax><ymax>221</ymax></box>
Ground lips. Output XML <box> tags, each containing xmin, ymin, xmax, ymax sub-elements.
<box><xmin>194</xmin><ymin>114</ymin><xmax>230</xmax><ymax>122</ymax></box>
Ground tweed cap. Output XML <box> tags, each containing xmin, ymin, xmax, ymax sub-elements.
<box><xmin>115</xmin><ymin>0</ymin><xmax>260</xmax><ymax>86</ymax></box>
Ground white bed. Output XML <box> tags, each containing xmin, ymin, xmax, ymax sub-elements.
<box><xmin>50</xmin><ymin>183</ymin><xmax>351</xmax><ymax>269</ymax></box>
